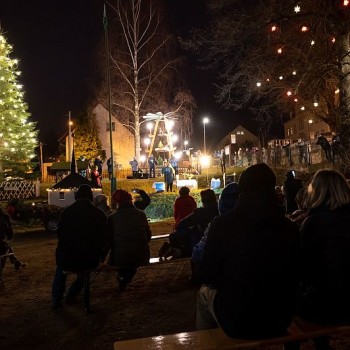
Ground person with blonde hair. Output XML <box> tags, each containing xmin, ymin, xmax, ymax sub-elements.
<box><xmin>93</xmin><ymin>194</ymin><xmax>112</xmax><ymax>217</ymax></box>
<box><xmin>295</xmin><ymin>169</ymin><xmax>350</xmax><ymax>350</ymax></box>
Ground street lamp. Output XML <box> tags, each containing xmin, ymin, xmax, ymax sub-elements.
<box><xmin>184</xmin><ymin>140</ymin><xmax>188</xmax><ymax>150</ymax></box>
<box><xmin>203</xmin><ymin>117</ymin><xmax>209</xmax><ymax>155</ymax></box>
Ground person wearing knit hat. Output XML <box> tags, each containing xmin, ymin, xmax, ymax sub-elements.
<box><xmin>190</xmin><ymin>182</ymin><xmax>239</xmax><ymax>284</ymax></box>
<box><xmin>196</xmin><ymin>163</ymin><xmax>300</xmax><ymax>340</ymax></box>
<box><xmin>52</xmin><ymin>184</ymin><xmax>108</xmax><ymax>311</ymax></box>
<box><xmin>75</xmin><ymin>184</ymin><xmax>93</xmax><ymax>202</ymax></box>
<box><xmin>218</xmin><ymin>182</ymin><xmax>239</xmax><ymax>215</ymax></box>
<box><xmin>107</xmin><ymin>189</ymin><xmax>152</xmax><ymax>290</ymax></box>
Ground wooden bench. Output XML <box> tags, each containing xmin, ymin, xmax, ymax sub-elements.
<box><xmin>0</xmin><ymin>252</ymin><xmax>15</xmax><ymax>284</ymax></box>
<box><xmin>66</xmin><ymin>256</ymin><xmax>191</xmax><ymax>313</ymax></box>
<box><xmin>113</xmin><ymin>318</ymin><xmax>350</xmax><ymax>349</ymax></box>
<box><xmin>151</xmin><ymin>233</ymin><xmax>170</xmax><ymax>240</ymax></box>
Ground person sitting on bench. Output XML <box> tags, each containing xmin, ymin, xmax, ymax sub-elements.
<box><xmin>51</xmin><ymin>184</ymin><xmax>108</xmax><ymax>311</ymax></box>
<box><xmin>107</xmin><ymin>189</ymin><xmax>152</xmax><ymax>291</ymax></box>
<box><xmin>159</xmin><ymin>189</ymin><xmax>218</xmax><ymax>259</ymax></box>
<box><xmin>196</xmin><ymin>163</ymin><xmax>300</xmax><ymax>340</ymax></box>
<box><xmin>291</xmin><ymin>170</ymin><xmax>350</xmax><ymax>350</ymax></box>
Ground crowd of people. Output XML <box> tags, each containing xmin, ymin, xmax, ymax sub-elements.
<box><xmin>2</xmin><ymin>161</ymin><xmax>350</xmax><ymax>350</ymax></box>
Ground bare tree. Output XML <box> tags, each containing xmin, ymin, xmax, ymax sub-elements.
<box><xmin>104</xmin><ymin>0</ymin><xmax>194</xmax><ymax>161</ymax></box>
<box><xmin>186</xmin><ymin>0</ymin><xmax>350</xmax><ymax>147</ymax></box>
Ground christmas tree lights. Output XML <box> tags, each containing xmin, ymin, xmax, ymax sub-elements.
<box><xmin>0</xmin><ymin>32</ymin><xmax>38</xmax><ymax>176</ymax></box>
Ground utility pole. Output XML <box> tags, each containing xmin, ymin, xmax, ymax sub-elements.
<box><xmin>68</xmin><ymin>111</ymin><xmax>72</xmax><ymax>162</ymax></box>
<box><xmin>39</xmin><ymin>142</ymin><xmax>44</xmax><ymax>181</ymax></box>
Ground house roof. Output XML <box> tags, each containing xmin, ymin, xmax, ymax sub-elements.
<box><xmin>49</xmin><ymin>161</ymin><xmax>89</xmax><ymax>171</ymax></box>
<box><xmin>50</xmin><ymin>173</ymin><xmax>98</xmax><ymax>189</ymax></box>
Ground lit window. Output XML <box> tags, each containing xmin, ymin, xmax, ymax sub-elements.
<box><xmin>106</xmin><ymin>122</ymin><xmax>116</xmax><ymax>132</ymax></box>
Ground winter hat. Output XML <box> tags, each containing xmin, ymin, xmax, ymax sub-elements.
<box><xmin>75</xmin><ymin>184</ymin><xmax>93</xmax><ymax>202</ymax></box>
<box><xmin>112</xmin><ymin>189</ymin><xmax>132</xmax><ymax>207</ymax></box>
<box><xmin>238</xmin><ymin>163</ymin><xmax>276</xmax><ymax>195</ymax></box>
<box><xmin>219</xmin><ymin>182</ymin><xmax>239</xmax><ymax>214</ymax></box>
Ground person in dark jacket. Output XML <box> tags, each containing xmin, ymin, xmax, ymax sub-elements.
<box><xmin>162</xmin><ymin>162</ymin><xmax>175</xmax><ymax>192</ymax></box>
<box><xmin>173</xmin><ymin>186</ymin><xmax>197</xmax><ymax>229</ymax></box>
<box><xmin>51</xmin><ymin>184</ymin><xmax>108</xmax><ymax>310</ymax></box>
<box><xmin>159</xmin><ymin>189</ymin><xmax>219</xmax><ymax>259</ymax></box>
<box><xmin>196</xmin><ymin>163</ymin><xmax>300</xmax><ymax>340</ymax></box>
<box><xmin>107</xmin><ymin>189</ymin><xmax>152</xmax><ymax>291</ymax></box>
<box><xmin>315</xmin><ymin>135</ymin><xmax>331</xmax><ymax>161</ymax></box>
<box><xmin>283</xmin><ymin>170</ymin><xmax>303</xmax><ymax>214</ymax></box>
<box><xmin>294</xmin><ymin>170</ymin><xmax>350</xmax><ymax>350</ymax></box>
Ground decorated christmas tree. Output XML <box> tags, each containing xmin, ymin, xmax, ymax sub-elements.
<box><xmin>0</xmin><ymin>32</ymin><xmax>38</xmax><ymax>177</ymax></box>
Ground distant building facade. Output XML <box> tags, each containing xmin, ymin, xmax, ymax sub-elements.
<box><xmin>92</xmin><ymin>104</ymin><xmax>135</xmax><ymax>169</ymax></box>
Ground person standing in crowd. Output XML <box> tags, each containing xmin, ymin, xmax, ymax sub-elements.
<box><xmin>291</xmin><ymin>170</ymin><xmax>350</xmax><ymax>350</ymax></box>
<box><xmin>94</xmin><ymin>155</ymin><xmax>103</xmax><ymax>179</ymax></box>
<box><xmin>283</xmin><ymin>170</ymin><xmax>303</xmax><ymax>215</ymax></box>
<box><xmin>0</xmin><ymin>208</ymin><xmax>26</xmax><ymax>272</ymax></box>
<box><xmin>173</xmin><ymin>186</ymin><xmax>197</xmax><ymax>229</ymax></box>
<box><xmin>331</xmin><ymin>132</ymin><xmax>341</xmax><ymax>163</ymax></box>
<box><xmin>220</xmin><ymin>149</ymin><xmax>226</xmax><ymax>174</ymax></box>
<box><xmin>107</xmin><ymin>190</ymin><xmax>152</xmax><ymax>291</ymax></box>
<box><xmin>316</xmin><ymin>135</ymin><xmax>331</xmax><ymax>161</ymax></box>
<box><xmin>148</xmin><ymin>154</ymin><xmax>156</xmax><ymax>179</ymax></box>
<box><xmin>196</xmin><ymin>163</ymin><xmax>300</xmax><ymax>341</ymax></box>
<box><xmin>51</xmin><ymin>184</ymin><xmax>108</xmax><ymax>310</ymax></box>
<box><xmin>129</xmin><ymin>157</ymin><xmax>139</xmax><ymax>178</ymax></box>
<box><xmin>297</xmin><ymin>139</ymin><xmax>307</xmax><ymax>165</ymax></box>
<box><xmin>162</xmin><ymin>161</ymin><xmax>175</xmax><ymax>192</ymax></box>
<box><xmin>169</xmin><ymin>155</ymin><xmax>179</xmax><ymax>179</ymax></box>
<box><xmin>91</xmin><ymin>165</ymin><xmax>102</xmax><ymax>188</ymax></box>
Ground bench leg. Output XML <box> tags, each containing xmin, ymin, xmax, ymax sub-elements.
<box><xmin>83</xmin><ymin>272</ymin><xmax>90</xmax><ymax>314</ymax></box>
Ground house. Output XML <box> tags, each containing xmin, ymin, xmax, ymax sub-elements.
<box><xmin>217</xmin><ymin>125</ymin><xmax>260</xmax><ymax>151</ymax></box>
<box><xmin>58</xmin><ymin>104</ymin><xmax>135</xmax><ymax>170</ymax></box>
<box><xmin>284</xmin><ymin>110</ymin><xmax>331</xmax><ymax>141</ymax></box>
<box><xmin>92</xmin><ymin>104</ymin><xmax>135</xmax><ymax>169</ymax></box>
<box><xmin>47</xmin><ymin>173</ymin><xmax>102</xmax><ymax>207</ymax></box>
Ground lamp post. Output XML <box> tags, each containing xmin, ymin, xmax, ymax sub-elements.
<box><xmin>144</xmin><ymin>137</ymin><xmax>151</xmax><ymax>152</ymax></box>
<box><xmin>68</xmin><ymin>111</ymin><xmax>73</xmax><ymax>162</ymax></box>
<box><xmin>203</xmin><ymin>117</ymin><xmax>209</xmax><ymax>155</ymax></box>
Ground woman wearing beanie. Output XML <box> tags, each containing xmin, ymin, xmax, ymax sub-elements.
<box><xmin>107</xmin><ymin>189</ymin><xmax>152</xmax><ymax>291</ymax></box>
<box><xmin>197</xmin><ymin>163</ymin><xmax>300</xmax><ymax>341</ymax></box>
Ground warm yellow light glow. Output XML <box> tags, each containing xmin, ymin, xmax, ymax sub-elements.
<box><xmin>147</xmin><ymin>122</ymin><xmax>153</xmax><ymax>131</ymax></box>
<box><xmin>294</xmin><ymin>5</ymin><xmax>301</xmax><ymax>13</ymax></box>
<box><xmin>287</xmin><ymin>91</ymin><xmax>292</xmax><ymax>96</ymax></box>
<box><xmin>140</xmin><ymin>155</ymin><xmax>146</xmax><ymax>163</ymax></box>
<box><xmin>256</xmin><ymin>82</ymin><xmax>261</xmax><ymax>87</ymax></box>
<box><xmin>301</xmin><ymin>106</ymin><xmax>305</xmax><ymax>111</ymax></box>
<box><xmin>200</xmin><ymin>155</ymin><xmax>210</xmax><ymax>169</ymax></box>
<box><xmin>277</xmin><ymin>48</ymin><xmax>283</xmax><ymax>54</ymax></box>
<box><xmin>308</xmin><ymin>119</ymin><xmax>313</xmax><ymax>124</ymax></box>
<box><xmin>301</xmin><ymin>26</ymin><xmax>308</xmax><ymax>32</ymax></box>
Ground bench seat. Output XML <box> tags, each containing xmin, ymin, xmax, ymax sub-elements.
<box><xmin>113</xmin><ymin>318</ymin><xmax>350</xmax><ymax>350</ymax></box>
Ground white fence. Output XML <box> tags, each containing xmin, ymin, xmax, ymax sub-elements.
<box><xmin>0</xmin><ymin>180</ymin><xmax>40</xmax><ymax>201</ymax></box>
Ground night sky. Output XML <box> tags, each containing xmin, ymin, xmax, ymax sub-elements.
<box><xmin>0</xmin><ymin>0</ymin><xmax>265</xmax><ymax>154</ymax></box>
